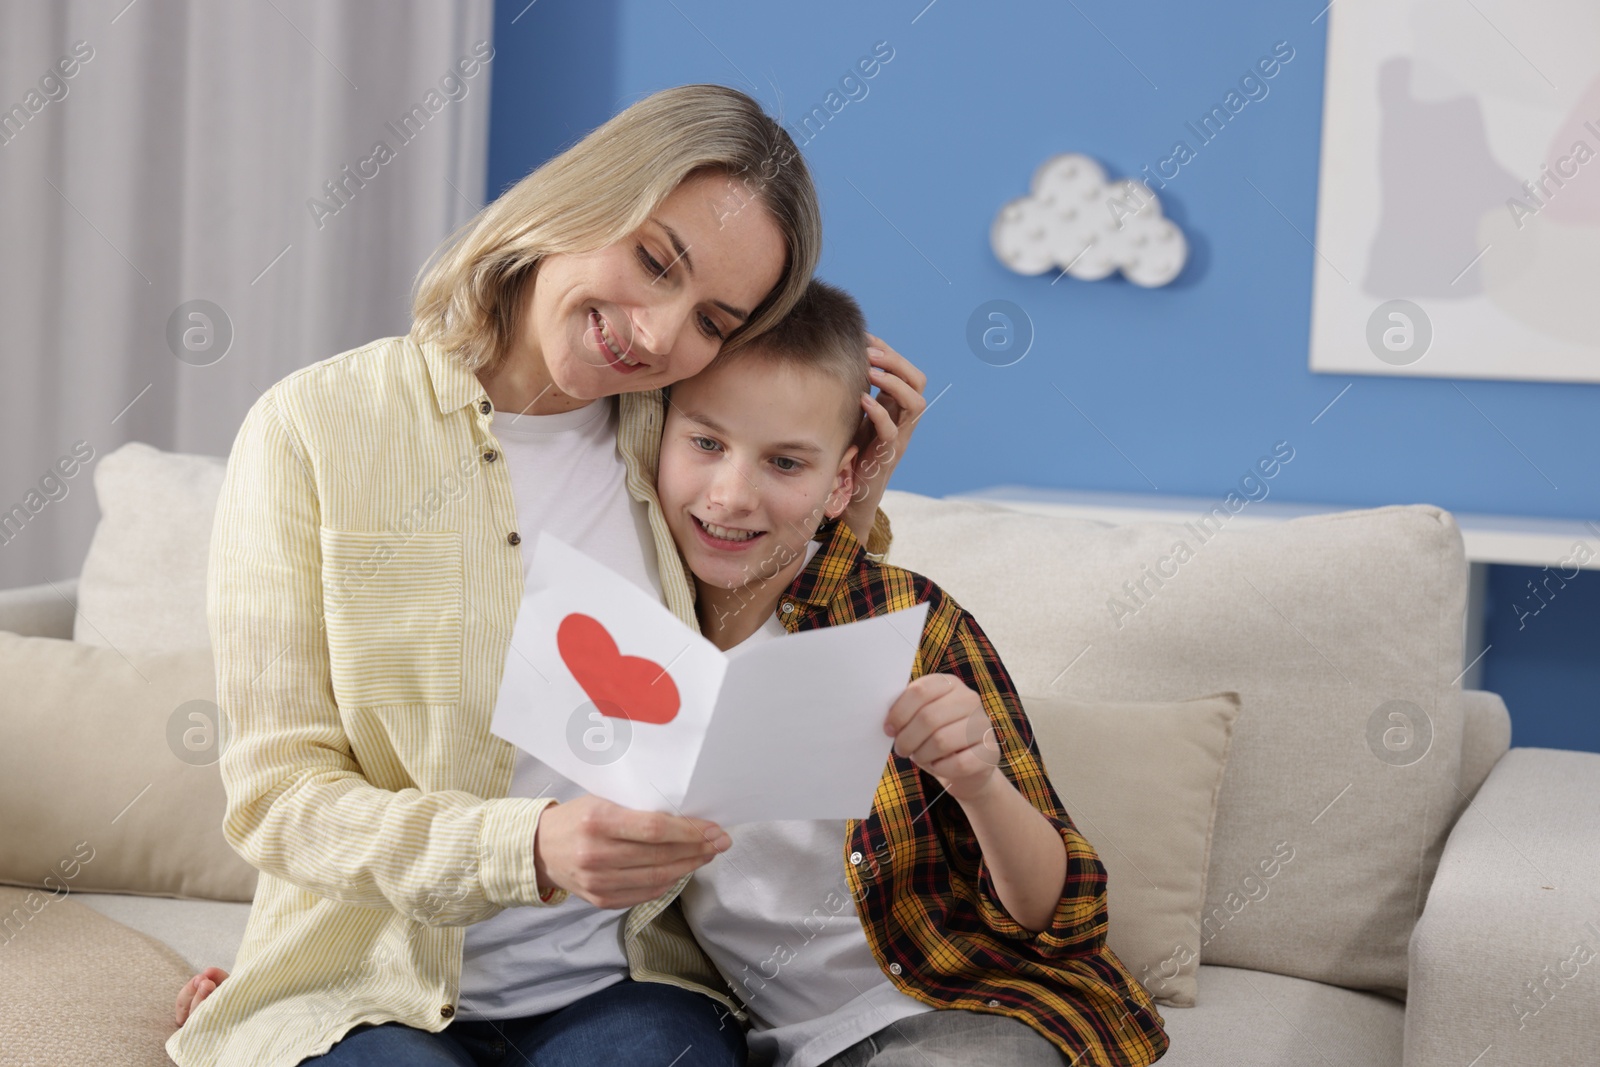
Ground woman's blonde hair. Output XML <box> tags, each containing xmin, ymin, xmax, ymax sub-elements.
<box><xmin>409</xmin><ymin>84</ymin><xmax>821</xmax><ymax>371</ymax></box>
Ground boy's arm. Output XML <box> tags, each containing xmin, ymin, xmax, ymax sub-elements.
<box><xmin>887</xmin><ymin>674</ymin><xmax>1066</xmax><ymax>932</ymax></box>
<box><xmin>888</xmin><ymin>601</ymin><xmax>1110</xmax><ymax>953</ymax></box>
<box><xmin>948</xmin><ymin>733</ymin><xmax>1069</xmax><ymax>934</ymax></box>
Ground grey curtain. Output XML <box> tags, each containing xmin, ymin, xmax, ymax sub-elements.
<box><xmin>0</xmin><ymin>0</ymin><xmax>495</xmax><ymax>589</ymax></box>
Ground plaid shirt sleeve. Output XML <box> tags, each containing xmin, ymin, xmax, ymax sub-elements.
<box><xmin>783</xmin><ymin>519</ymin><xmax>1169</xmax><ymax>1067</ymax></box>
<box><xmin>926</xmin><ymin>597</ymin><xmax>1115</xmax><ymax>954</ymax></box>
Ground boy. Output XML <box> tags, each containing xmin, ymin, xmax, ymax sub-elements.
<box><xmin>178</xmin><ymin>281</ymin><xmax>1169</xmax><ymax>1067</ymax></box>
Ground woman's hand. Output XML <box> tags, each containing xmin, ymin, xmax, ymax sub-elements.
<box><xmin>174</xmin><ymin>966</ymin><xmax>229</xmax><ymax>1026</ymax></box>
<box><xmin>533</xmin><ymin>795</ymin><xmax>731</xmax><ymax>910</ymax></box>
<box><xmin>884</xmin><ymin>674</ymin><xmax>1001</xmax><ymax>803</ymax></box>
<box><xmin>844</xmin><ymin>333</ymin><xmax>928</xmax><ymax>540</ymax></box>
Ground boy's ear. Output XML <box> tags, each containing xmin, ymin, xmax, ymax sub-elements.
<box><xmin>824</xmin><ymin>444</ymin><xmax>859</xmax><ymax>520</ymax></box>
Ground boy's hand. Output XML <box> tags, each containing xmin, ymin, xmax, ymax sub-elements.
<box><xmin>174</xmin><ymin>966</ymin><xmax>229</xmax><ymax>1026</ymax></box>
<box><xmin>884</xmin><ymin>674</ymin><xmax>1002</xmax><ymax>802</ymax></box>
<box><xmin>845</xmin><ymin>333</ymin><xmax>927</xmax><ymax>536</ymax></box>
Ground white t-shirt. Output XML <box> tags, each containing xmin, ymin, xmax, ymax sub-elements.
<box><xmin>680</xmin><ymin>542</ymin><xmax>931</xmax><ymax>1067</ymax></box>
<box><xmin>456</xmin><ymin>398</ymin><xmax>664</xmax><ymax>1021</ymax></box>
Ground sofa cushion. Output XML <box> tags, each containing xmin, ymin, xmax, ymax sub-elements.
<box><xmin>0</xmin><ymin>633</ymin><xmax>258</xmax><ymax>901</ymax></box>
<box><xmin>1159</xmin><ymin>964</ymin><xmax>1403</xmax><ymax>1064</ymax></box>
<box><xmin>75</xmin><ymin>441</ymin><xmax>226</xmax><ymax>654</ymax></box>
<box><xmin>880</xmin><ymin>491</ymin><xmax>1467</xmax><ymax>998</ymax></box>
<box><xmin>1025</xmin><ymin>691</ymin><xmax>1240</xmax><ymax>1008</ymax></box>
<box><xmin>74</xmin><ymin>891</ymin><xmax>253</xmax><ymax>973</ymax></box>
<box><xmin>0</xmin><ymin>885</ymin><xmax>196</xmax><ymax>1066</ymax></box>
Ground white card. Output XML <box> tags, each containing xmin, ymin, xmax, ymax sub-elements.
<box><xmin>489</xmin><ymin>532</ymin><xmax>929</xmax><ymax>825</ymax></box>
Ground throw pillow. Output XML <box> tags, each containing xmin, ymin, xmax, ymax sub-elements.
<box><xmin>1024</xmin><ymin>691</ymin><xmax>1240</xmax><ymax>1007</ymax></box>
<box><xmin>74</xmin><ymin>441</ymin><xmax>226</xmax><ymax>654</ymax></box>
<box><xmin>0</xmin><ymin>633</ymin><xmax>256</xmax><ymax>901</ymax></box>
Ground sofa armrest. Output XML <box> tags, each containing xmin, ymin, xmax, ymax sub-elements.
<box><xmin>0</xmin><ymin>579</ymin><xmax>77</xmax><ymax>639</ymax></box>
<box><xmin>1405</xmin><ymin>747</ymin><xmax>1600</xmax><ymax>1067</ymax></box>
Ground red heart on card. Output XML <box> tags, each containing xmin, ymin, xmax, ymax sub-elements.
<box><xmin>556</xmin><ymin>613</ymin><xmax>681</xmax><ymax>725</ymax></box>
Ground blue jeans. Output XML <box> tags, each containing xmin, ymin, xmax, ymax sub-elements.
<box><xmin>297</xmin><ymin>978</ymin><xmax>746</xmax><ymax>1066</ymax></box>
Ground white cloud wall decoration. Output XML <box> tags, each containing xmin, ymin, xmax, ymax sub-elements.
<box><xmin>991</xmin><ymin>153</ymin><xmax>1188</xmax><ymax>286</ymax></box>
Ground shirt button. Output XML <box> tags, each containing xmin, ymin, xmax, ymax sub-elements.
<box><xmin>987</xmin><ymin>999</ymin><xmax>1000</xmax><ymax>1008</ymax></box>
<box><xmin>479</xmin><ymin>399</ymin><xmax>491</xmax><ymax>414</ymax></box>
<box><xmin>507</xmin><ymin>532</ymin><xmax>521</xmax><ymax>546</ymax></box>
<box><xmin>482</xmin><ymin>449</ymin><xmax>497</xmax><ymax>463</ymax></box>
<box><xmin>888</xmin><ymin>963</ymin><xmax>902</xmax><ymax>976</ymax></box>
<box><xmin>440</xmin><ymin>1004</ymin><xmax>455</xmax><ymax>1019</ymax></box>
<box><xmin>849</xmin><ymin>851</ymin><xmax>863</xmax><ymax>865</ymax></box>
<box><xmin>780</xmin><ymin>602</ymin><xmax>795</xmax><ymax>615</ymax></box>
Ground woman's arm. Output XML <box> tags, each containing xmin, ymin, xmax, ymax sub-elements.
<box><xmin>214</xmin><ymin>391</ymin><xmax>553</xmax><ymax>924</ymax></box>
<box><xmin>885</xmin><ymin>674</ymin><xmax>1067</xmax><ymax>932</ymax></box>
<box><xmin>842</xmin><ymin>334</ymin><xmax>927</xmax><ymax>552</ymax></box>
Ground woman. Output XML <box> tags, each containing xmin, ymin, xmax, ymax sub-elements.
<box><xmin>168</xmin><ymin>84</ymin><xmax>926</xmax><ymax>1067</ymax></box>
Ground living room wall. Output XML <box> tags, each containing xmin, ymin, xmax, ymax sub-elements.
<box><xmin>485</xmin><ymin>0</ymin><xmax>1599</xmax><ymax>752</ymax></box>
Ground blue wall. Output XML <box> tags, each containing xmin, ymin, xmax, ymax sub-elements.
<box><xmin>488</xmin><ymin>0</ymin><xmax>1597</xmax><ymax>752</ymax></box>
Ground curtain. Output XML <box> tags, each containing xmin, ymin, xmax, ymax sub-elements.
<box><xmin>0</xmin><ymin>0</ymin><xmax>495</xmax><ymax>589</ymax></box>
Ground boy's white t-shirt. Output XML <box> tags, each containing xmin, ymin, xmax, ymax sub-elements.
<box><xmin>456</xmin><ymin>398</ymin><xmax>664</xmax><ymax>1020</ymax></box>
<box><xmin>680</xmin><ymin>540</ymin><xmax>932</xmax><ymax>1067</ymax></box>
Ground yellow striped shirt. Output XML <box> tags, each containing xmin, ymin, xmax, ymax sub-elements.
<box><xmin>169</xmin><ymin>334</ymin><xmax>733</xmax><ymax>1067</ymax></box>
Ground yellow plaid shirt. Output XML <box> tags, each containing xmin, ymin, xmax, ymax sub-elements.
<box><xmin>170</xmin><ymin>334</ymin><xmax>763</xmax><ymax>1066</ymax></box>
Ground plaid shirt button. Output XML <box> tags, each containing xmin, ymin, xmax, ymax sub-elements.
<box><xmin>849</xmin><ymin>851</ymin><xmax>863</xmax><ymax>865</ymax></box>
<box><xmin>780</xmin><ymin>601</ymin><xmax>795</xmax><ymax>614</ymax></box>
<box><xmin>988</xmin><ymin>999</ymin><xmax>1000</xmax><ymax>1008</ymax></box>
<box><xmin>888</xmin><ymin>963</ymin><xmax>902</xmax><ymax>976</ymax></box>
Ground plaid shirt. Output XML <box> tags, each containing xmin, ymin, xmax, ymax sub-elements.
<box><xmin>772</xmin><ymin>517</ymin><xmax>1170</xmax><ymax>1067</ymax></box>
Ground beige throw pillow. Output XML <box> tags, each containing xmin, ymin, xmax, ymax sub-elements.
<box><xmin>0</xmin><ymin>633</ymin><xmax>257</xmax><ymax>902</ymax></box>
<box><xmin>1025</xmin><ymin>691</ymin><xmax>1240</xmax><ymax>1007</ymax></box>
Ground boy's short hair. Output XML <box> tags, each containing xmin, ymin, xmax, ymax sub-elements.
<box><xmin>715</xmin><ymin>278</ymin><xmax>869</xmax><ymax>445</ymax></box>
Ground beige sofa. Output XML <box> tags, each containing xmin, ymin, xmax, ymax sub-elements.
<box><xmin>2</xmin><ymin>441</ymin><xmax>1596</xmax><ymax>1066</ymax></box>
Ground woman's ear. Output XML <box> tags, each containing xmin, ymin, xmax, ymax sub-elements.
<box><xmin>824</xmin><ymin>444</ymin><xmax>859</xmax><ymax>520</ymax></box>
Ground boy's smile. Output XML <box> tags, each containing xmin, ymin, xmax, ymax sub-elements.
<box><xmin>659</xmin><ymin>354</ymin><xmax>859</xmax><ymax>648</ymax></box>
<box><xmin>690</xmin><ymin>514</ymin><xmax>764</xmax><ymax>548</ymax></box>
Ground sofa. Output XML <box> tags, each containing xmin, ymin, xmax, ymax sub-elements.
<box><xmin>1</xmin><ymin>441</ymin><xmax>1596</xmax><ymax>1066</ymax></box>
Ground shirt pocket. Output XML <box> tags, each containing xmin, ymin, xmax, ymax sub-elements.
<box><xmin>319</xmin><ymin>528</ymin><xmax>464</xmax><ymax>708</ymax></box>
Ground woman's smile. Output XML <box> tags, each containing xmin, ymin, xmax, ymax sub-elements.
<box><xmin>587</xmin><ymin>309</ymin><xmax>645</xmax><ymax>372</ymax></box>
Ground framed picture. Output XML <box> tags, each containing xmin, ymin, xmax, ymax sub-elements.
<box><xmin>1308</xmin><ymin>0</ymin><xmax>1600</xmax><ymax>383</ymax></box>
